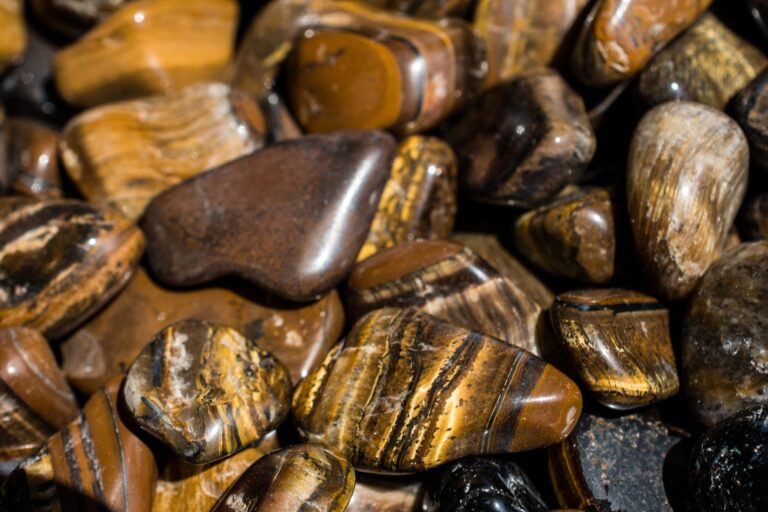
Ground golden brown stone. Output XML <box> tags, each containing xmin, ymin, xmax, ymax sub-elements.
<box><xmin>0</xmin><ymin>0</ymin><xmax>25</xmax><ymax>73</ymax></box>
<box><xmin>347</xmin><ymin>475</ymin><xmax>423</xmax><ymax>512</ymax></box>
<box><xmin>5</xmin><ymin>117</ymin><xmax>63</xmax><ymax>199</ymax></box>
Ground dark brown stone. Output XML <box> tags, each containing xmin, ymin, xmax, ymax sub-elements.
<box><xmin>731</xmin><ymin>67</ymin><xmax>768</xmax><ymax>170</ymax></box>
<box><xmin>4</xmin><ymin>117</ymin><xmax>63</xmax><ymax>199</ymax></box>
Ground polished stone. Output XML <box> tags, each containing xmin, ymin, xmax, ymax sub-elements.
<box><xmin>368</xmin><ymin>0</ymin><xmax>473</xmax><ymax>17</ymax></box>
<box><xmin>740</xmin><ymin>193</ymin><xmax>768</xmax><ymax>240</ymax></box>
<box><xmin>30</xmin><ymin>0</ymin><xmax>131</xmax><ymax>39</ymax></box>
<box><xmin>0</xmin><ymin>0</ymin><xmax>25</xmax><ymax>73</ymax></box>
<box><xmin>346</xmin><ymin>474</ymin><xmax>423</xmax><ymax>512</ymax></box>
<box><xmin>731</xmin><ymin>68</ymin><xmax>768</xmax><ymax>170</ymax></box>
<box><xmin>4</xmin><ymin>117</ymin><xmax>63</xmax><ymax>199</ymax></box>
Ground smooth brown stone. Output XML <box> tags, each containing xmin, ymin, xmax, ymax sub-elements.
<box><xmin>124</xmin><ymin>320</ymin><xmax>292</xmax><ymax>464</ymax></box>
<box><xmin>0</xmin><ymin>0</ymin><xmax>25</xmax><ymax>73</ymax></box>
<box><xmin>346</xmin><ymin>474</ymin><xmax>423</xmax><ymax>512</ymax></box>
<box><xmin>0</xmin><ymin>376</ymin><xmax>157</xmax><ymax>511</ymax></box>
<box><xmin>731</xmin><ymin>68</ymin><xmax>768</xmax><ymax>170</ymax></box>
<box><xmin>30</xmin><ymin>0</ymin><xmax>131</xmax><ymax>39</ymax></box>
<box><xmin>53</xmin><ymin>0</ymin><xmax>238</xmax><ymax>107</ymax></box>
<box><xmin>293</xmin><ymin>308</ymin><xmax>582</xmax><ymax>473</ymax></box>
<box><xmin>682</xmin><ymin>241</ymin><xmax>768</xmax><ymax>426</ymax></box>
<box><xmin>638</xmin><ymin>14</ymin><xmax>767</xmax><ymax>110</ymax></box>
<box><xmin>357</xmin><ymin>135</ymin><xmax>457</xmax><ymax>262</ymax></box>
<box><xmin>551</xmin><ymin>289</ymin><xmax>679</xmax><ymax>409</ymax></box>
<box><xmin>740</xmin><ymin>193</ymin><xmax>768</xmax><ymax>240</ymax></box>
<box><xmin>142</xmin><ymin>130</ymin><xmax>395</xmax><ymax>301</ymax></box>
<box><xmin>514</xmin><ymin>187</ymin><xmax>615</xmax><ymax>283</ymax></box>
<box><xmin>211</xmin><ymin>443</ymin><xmax>355</xmax><ymax>512</ymax></box>
<box><xmin>4</xmin><ymin>117</ymin><xmax>63</xmax><ymax>199</ymax></box>
<box><xmin>627</xmin><ymin>101</ymin><xmax>749</xmax><ymax>301</ymax></box>
<box><xmin>572</xmin><ymin>0</ymin><xmax>713</xmax><ymax>86</ymax></box>
<box><xmin>446</xmin><ymin>68</ymin><xmax>595</xmax><ymax>207</ymax></box>
<box><xmin>0</xmin><ymin>198</ymin><xmax>145</xmax><ymax>339</ymax></box>
<box><xmin>61</xmin><ymin>267</ymin><xmax>344</xmax><ymax>394</ymax></box>
<box><xmin>474</xmin><ymin>0</ymin><xmax>589</xmax><ymax>88</ymax></box>
<box><xmin>368</xmin><ymin>0</ymin><xmax>473</xmax><ymax>17</ymax></box>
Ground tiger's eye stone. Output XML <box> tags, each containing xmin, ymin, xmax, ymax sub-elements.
<box><xmin>5</xmin><ymin>117</ymin><xmax>63</xmax><ymax>199</ymax></box>
<box><xmin>474</xmin><ymin>0</ymin><xmax>589</xmax><ymax>88</ymax></box>
<box><xmin>357</xmin><ymin>135</ymin><xmax>457</xmax><ymax>262</ymax></box>
<box><xmin>690</xmin><ymin>405</ymin><xmax>768</xmax><ymax>512</ymax></box>
<box><xmin>638</xmin><ymin>14</ymin><xmax>767</xmax><ymax>111</ymax></box>
<box><xmin>0</xmin><ymin>327</ymin><xmax>78</xmax><ymax>478</ymax></box>
<box><xmin>293</xmin><ymin>308</ymin><xmax>582</xmax><ymax>473</ymax></box>
<box><xmin>347</xmin><ymin>240</ymin><xmax>548</xmax><ymax>355</ymax></box>
<box><xmin>124</xmin><ymin>320</ymin><xmax>292</xmax><ymax>464</ymax></box>
<box><xmin>369</xmin><ymin>0</ymin><xmax>473</xmax><ymax>18</ymax></box>
<box><xmin>731</xmin><ymin>68</ymin><xmax>768</xmax><ymax>169</ymax></box>
<box><xmin>549</xmin><ymin>413</ymin><xmax>680</xmax><ymax>511</ymax></box>
<box><xmin>346</xmin><ymin>474</ymin><xmax>423</xmax><ymax>512</ymax></box>
<box><xmin>30</xmin><ymin>0</ymin><xmax>131</xmax><ymax>39</ymax></box>
<box><xmin>211</xmin><ymin>444</ymin><xmax>355</xmax><ymax>512</ymax></box>
<box><xmin>61</xmin><ymin>267</ymin><xmax>344</xmax><ymax>394</ymax></box>
<box><xmin>0</xmin><ymin>198</ymin><xmax>144</xmax><ymax>339</ymax></box>
<box><xmin>682</xmin><ymin>241</ymin><xmax>768</xmax><ymax>426</ymax></box>
<box><xmin>572</xmin><ymin>0</ymin><xmax>713</xmax><ymax>86</ymax></box>
<box><xmin>0</xmin><ymin>376</ymin><xmax>157</xmax><ymax>512</ymax></box>
<box><xmin>53</xmin><ymin>0</ymin><xmax>238</xmax><ymax>108</ymax></box>
<box><xmin>423</xmin><ymin>458</ymin><xmax>547</xmax><ymax>512</ymax></box>
<box><xmin>0</xmin><ymin>0</ymin><xmax>25</xmax><ymax>73</ymax></box>
<box><xmin>741</xmin><ymin>193</ymin><xmax>768</xmax><ymax>240</ymax></box>
<box><xmin>551</xmin><ymin>289</ymin><xmax>679</xmax><ymax>409</ymax></box>
<box><xmin>627</xmin><ymin>101</ymin><xmax>749</xmax><ymax>301</ymax></box>
<box><xmin>142</xmin><ymin>130</ymin><xmax>395</xmax><ymax>301</ymax></box>
<box><xmin>514</xmin><ymin>187</ymin><xmax>615</xmax><ymax>283</ymax></box>
<box><xmin>446</xmin><ymin>68</ymin><xmax>595</xmax><ymax>208</ymax></box>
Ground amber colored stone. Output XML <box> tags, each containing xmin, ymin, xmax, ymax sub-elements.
<box><xmin>4</xmin><ymin>117</ymin><xmax>62</xmax><ymax>199</ymax></box>
<box><xmin>357</xmin><ymin>136</ymin><xmax>457</xmax><ymax>262</ymax></box>
<box><xmin>370</xmin><ymin>0</ymin><xmax>473</xmax><ymax>17</ymax></box>
<box><xmin>446</xmin><ymin>68</ymin><xmax>595</xmax><ymax>208</ymax></box>
<box><xmin>731</xmin><ymin>68</ymin><xmax>768</xmax><ymax>170</ymax></box>
<box><xmin>347</xmin><ymin>475</ymin><xmax>423</xmax><ymax>512</ymax></box>
<box><xmin>572</xmin><ymin>0</ymin><xmax>713</xmax><ymax>86</ymax></box>
<box><xmin>0</xmin><ymin>198</ymin><xmax>145</xmax><ymax>339</ymax></box>
<box><xmin>53</xmin><ymin>0</ymin><xmax>238</xmax><ymax>107</ymax></box>
<box><xmin>682</xmin><ymin>241</ymin><xmax>768</xmax><ymax>426</ymax></box>
<box><xmin>627</xmin><ymin>102</ymin><xmax>749</xmax><ymax>301</ymax></box>
<box><xmin>638</xmin><ymin>14</ymin><xmax>767</xmax><ymax>111</ymax></box>
<box><xmin>0</xmin><ymin>0</ymin><xmax>25</xmax><ymax>73</ymax></box>
<box><xmin>124</xmin><ymin>320</ymin><xmax>292</xmax><ymax>464</ymax></box>
<box><xmin>0</xmin><ymin>376</ymin><xmax>157</xmax><ymax>512</ymax></box>
<box><xmin>30</xmin><ymin>0</ymin><xmax>131</xmax><ymax>39</ymax></box>
<box><xmin>142</xmin><ymin>130</ymin><xmax>395</xmax><ymax>301</ymax></box>
<box><xmin>551</xmin><ymin>288</ymin><xmax>679</xmax><ymax>409</ymax></box>
<box><xmin>293</xmin><ymin>308</ymin><xmax>582</xmax><ymax>473</ymax></box>
<box><xmin>474</xmin><ymin>0</ymin><xmax>589</xmax><ymax>88</ymax></box>
<box><xmin>740</xmin><ymin>193</ymin><xmax>768</xmax><ymax>240</ymax></box>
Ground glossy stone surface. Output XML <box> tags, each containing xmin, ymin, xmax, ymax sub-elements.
<box><xmin>0</xmin><ymin>0</ymin><xmax>25</xmax><ymax>73</ymax></box>
<box><xmin>142</xmin><ymin>130</ymin><xmax>395</xmax><ymax>301</ymax></box>
<box><xmin>423</xmin><ymin>458</ymin><xmax>547</xmax><ymax>512</ymax></box>
<box><xmin>549</xmin><ymin>413</ymin><xmax>680</xmax><ymax>511</ymax></box>
<box><xmin>552</xmin><ymin>289</ymin><xmax>678</xmax><ymax>409</ymax></box>
<box><xmin>53</xmin><ymin>0</ymin><xmax>238</xmax><ymax>107</ymax></box>
<box><xmin>347</xmin><ymin>475</ymin><xmax>423</xmax><ymax>512</ymax></box>
<box><xmin>30</xmin><ymin>0</ymin><xmax>131</xmax><ymax>39</ymax></box>
<box><xmin>741</xmin><ymin>193</ymin><xmax>768</xmax><ymax>240</ymax></box>
<box><xmin>0</xmin><ymin>198</ymin><xmax>145</xmax><ymax>339</ymax></box>
<box><xmin>751</xmin><ymin>0</ymin><xmax>768</xmax><ymax>38</ymax></box>
<box><xmin>731</xmin><ymin>68</ymin><xmax>768</xmax><ymax>170</ymax></box>
<box><xmin>347</xmin><ymin>240</ymin><xmax>548</xmax><ymax>355</ymax></box>
<box><xmin>627</xmin><ymin>102</ymin><xmax>749</xmax><ymax>301</ymax></box>
<box><xmin>211</xmin><ymin>444</ymin><xmax>355</xmax><ymax>512</ymax></box>
<box><xmin>293</xmin><ymin>308</ymin><xmax>582</xmax><ymax>473</ymax></box>
<box><xmin>446</xmin><ymin>68</ymin><xmax>595</xmax><ymax>208</ymax></box>
<box><xmin>638</xmin><ymin>14</ymin><xmax>767</xmax><ymax>111</ymax></box>
<box><xmin>358</xmin><ymin>136</ymin><xmax>457</xmax><ymax>262</ymax></box>
<box><xmin>124</xmin><ymin>320</ymin><xmax>292</xmax><ymax>464</ymax></box>
<box><xmin>514</xmin><ymin>187</ymin><xmax>615</xmax><ymax>283</ymax></box>
<box><xmin>682</xmin><ymin>241</ymin><xmax>768</xmax><ymax>426</ymax></box>
<box><xmin>4</xmin><ymin>117</ymin><xmax>63</xmax><ymax>199</ymax></box>
<box><xmin>690</xmin><ymin>405</ymin><xmax>768</xmax><ymax>512</ymax></box>
<box><xmin>572</xmin><ymin>0</ymin><xmax>713</xmax><ymax>86</ymax></box>
<box><xmin>0</xmin><ymin>376</ymin><xmax>157</xmax><ymax>511</ymax></box>
<box><xmin>368</xmin><ymin>0</ymin><xmax>473</xmax><ymax>17</ymax></box>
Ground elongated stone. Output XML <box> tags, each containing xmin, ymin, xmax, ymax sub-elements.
<box><xmin>731</xmin><ymin>68</ymin><xmax>768</xmax><ymax>170</ymax></box>
<box><xmin>0</xmin><ymin>198</ymin><xmax>145</xmax><ymax>339</ymax></box>
<box><xmin>4</xmin><ymin>117</ymin><xmax>62</xmax><ymax>199</ymax></box>
<box><xmin>357</xmin><ymin>136</ymin><xmax>457</xmax><ymax>262</ymax></box>
<box><xmin>627</xmin><ymin>102</ymin><xmax>749</xmax><ymax>301</ymax></box>
<box><xmin>124</xmin><ymin>320</ymin><xmax>292</xmax><ymax>464</ymax></box>
<box><xmin>211</xmin><ymin>444</ymin><xmax>355</xmax><ymax>512</ymax></box>
<box><xmin>54</xmin><ymin>0</ymin><xmax>238</xmax><ymax>107</ymax></box>
<box><xmin>446</xmin><ymin>68</ymin><xmax>595</xmax><ymax>207</ymax></box>
<box><xmin>142</xmin><ymin>130</ymin><xmax>395</xmax><ymax>301</ymax></box>
<box><xmin>0</xmin><ymin>376</ymin><xmax>157</xmax><ymax>512</ymax></box>
<box><xmin>30</xmin><ymin>0</ymin><xmax>131</xmax><ymax>39</ymax></box>
<box><xmin>293</xmin><ymin>308</ymin><xmax>582</xmax><ymax>473</ymax></box>
<box><xmin>0</xmin><ymin>0</ymin><xmax>25</xmax><ymax>73</ymax></box>
<box><xmin>347</xmin><ymin>475</ymin><xmax>423</xmax><ymax>512</ymax></box>
<box><xmin>551</xmin><ymin>289</ymin><xmax>679</xmax><ymax>409</ymax></box>
<box><xmin>741</xmin><ymin>193</ymin><xmax>768</xmax><ymax>240</ymax></box>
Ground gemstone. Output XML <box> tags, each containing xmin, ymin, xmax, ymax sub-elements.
<box><xmin>346</xmin><ymin>474</ymin><xmax>423</xmax><ymax>512</ymax></box>
<box><xmin>30</xmin><ymin>0</ymin><xmax>131</xmax><ymax>39</ymax></box>
<box><xmin>0</xmin><ymin>0</ymin><xmax>24</xmax><ymax>73</ymax></box>
<box><xmin>730</xmin><ymin>68</ymin><xmax>768</xmax><ymax>170</ymax></box>
<box><xmin>4</xmin><ymin>117</ymin><xmax>62</xmax><ymax>199</ymax></box>
<box><xmin>369</xmin><ymin>0</ymin><xmax>474</xmax><ymax>17</ymax></box>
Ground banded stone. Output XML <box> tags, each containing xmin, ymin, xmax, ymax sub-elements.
<box><xmin>0</xmin><ymin>0</ymin><xmax>25</xmax><ymax>73</ymax></box>
<box><xmin>347</xmin><ymin>475</ymin><xmax>423</xmax><ymax>512</ymax></box>
<box><xmin>4</xmin><ymin>117</ymin><xmax>62</xmax><ymax>199</ymax></box>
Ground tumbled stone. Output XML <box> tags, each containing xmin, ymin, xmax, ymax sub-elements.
<box><xmin>740</xmin><ymin>193</ymin><xmax>768</xmax><ymax>240</ymax></box>
<box><xmin>61</xmin><ymin>267</ymin><xmax>344</xmax><ymax>394</ymax></box>
<box><xmin>124</xmin><ymin>320</ymin><xmax>292</xmax><ymax>464</ymax></box>
<box><xmin>142</xmin><ymin>130</ymin><xmax>395</xmax><ymax>301</ymax></box>
<box><xmin>357</xmin><ymin>135</ymin><xmax>458</xmax><ymax>262</ymax></box>
<box><xmin>549</xmin><ymin>413</ymin><xmax>680</xmax><ymax>511</ymax></box>
<box><xmin>211</xmin><ymin>444</ymin><xmax>355</xmax><ymax>512</ymax></box>
<box><xmin>368</xmin><ymin>0</ymin><xmax>473</xmax><ymax>17</ymax></box>
<box><xmin>293</xmin><ymin>308</ymin><xmax>582</xmax><ymax>473</ymax></box>
<box><xmin>731</xmin><ymin>68</ymin><xmax>768</xmax><ymax>170</ymax></box>
<box><xmin>423</xmin><ymin>457</ymin><xmax>547</xmax><ymax>512</ymax></box>
<box><xmin>0</xmin><ymin>198</ymin><xmax>144</xmax><ymax>339</ymax></box>
<box><xmin>54</xmin><ymin>0</ymin><xmax>238</xmax><ymax>107</ymax></box>
<box><xmin>690</xmin><ymin>405</ymin><xmax>768</xmax><ymax>512</ymax></box>
<box><xmin>551</xmin><ymin>288</ymin><xmax>679</xmax><ymax>409</ymax></box>
<box><xmin>0</xmin><ymin>376</ymin><xmax>157</xmax><ymax>512</ymax></box>
<box><xmin>30</xmin><ymin>0</ymin><xmax>131</xmax><ymax>39</ymax></box>
<box><xmin>446</xmin><ymin>68</ymin><xmax>595</xmax><ymax>208</ymax></box>
<box><xmin>0</xmin><ymin>0</ymin><xmax>25</xmax><ymax>73</ymax></box>
<box><xmin>682</xmin><ymin>241</ymin><xmax>768</xmax><ymax>426</ymax></box>
<box><xmin>347</xmin><ymin>475</ymin><xmax>423</xmax><ymax>512</ymax></box>
<box><xmin>4</xmin><ymin>117</ymin><xmax>62</xmax><ymax>199</ymax></box>
<box><xmin>572</xmin><ymin>0</ymin><xmax>713</xmax><ymax>86</ymax></box>
<box><xmin>627</xmin><ymin>101</ymin><xmax>749</xmax><ymax>301</ymax></box>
